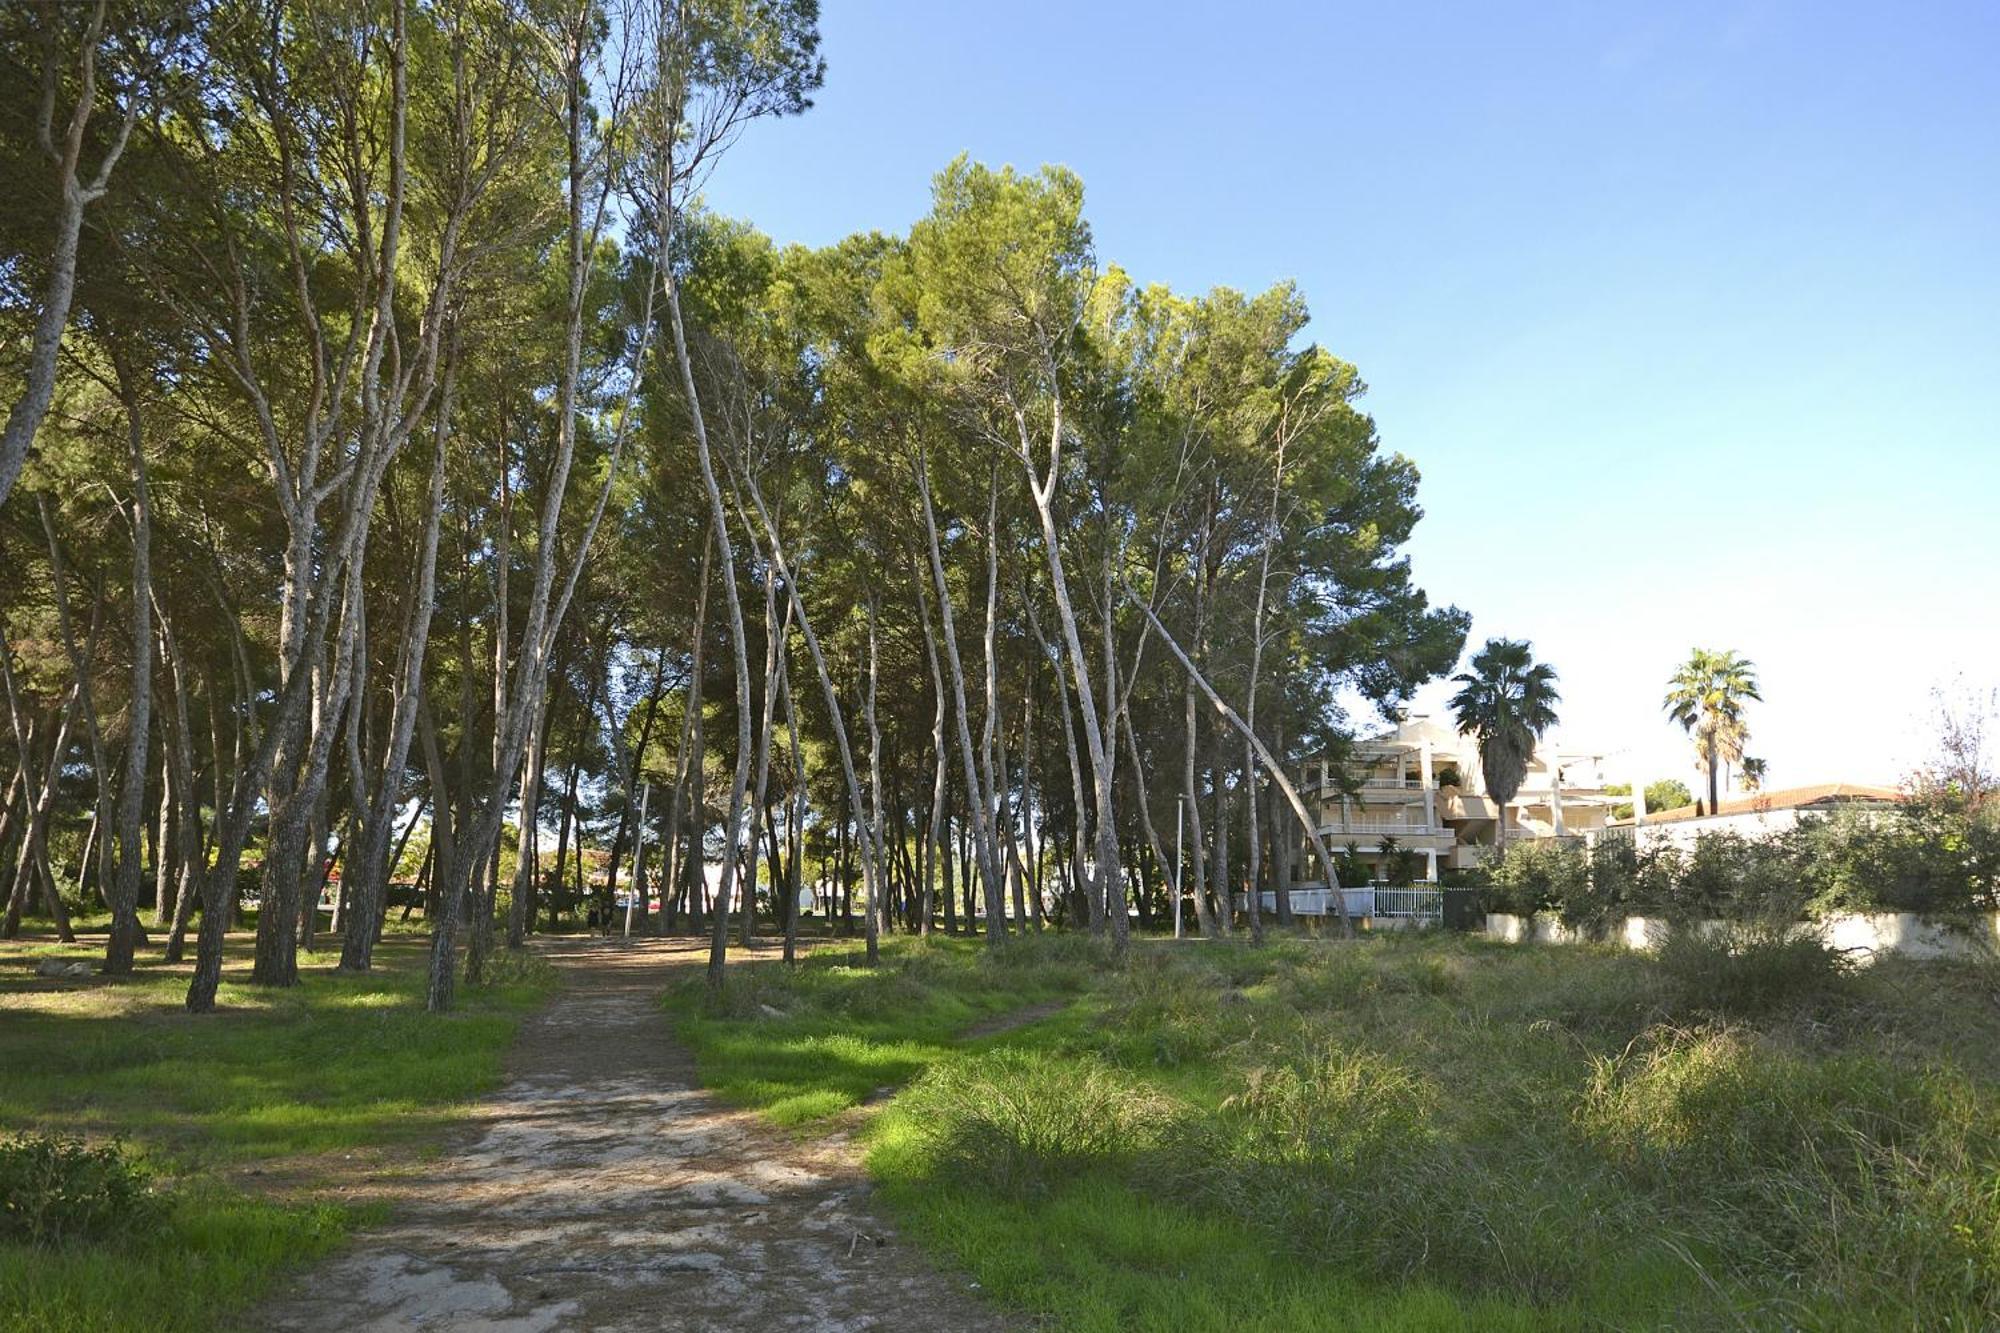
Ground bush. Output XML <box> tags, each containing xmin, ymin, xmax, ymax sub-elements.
<box><xmin>1489</xmin><ymin>827</ymin><xmax>1835</xmax><ymax>926</ymax></box>
<box><xmin>1486</xmin><ymin>838</ymin><xmax>1587</xmax><ymax>917</ymax></box>
<box><xmin>1797</xmin><ymin>804</ymin><xmax>2000</xmax><ymax>916</ymax></box>
<box><xmin>1653</xmin><ymin>920</ymin><xmax>1853</xmax><ymax>1018</ymax></box>
<box><xmin>1573</xmin><ymin>1022</ymin><xmax>2000</xmax><ymax>1317</ymax></box>
<box><xmin>1105</xmin><ymin>954</ymin><xmax>1238</xmax><ymax>1066</ymax></box>
<box><xmin>1672</xmin><ymin>831</ymin><xmax>1804</xmax><ymax>917</ymax></box>
<box><xmin>1218</xmin><ymin>1040</ymin><xmax>1439</xmax><ymax>1169</ymax></box>
<box><xmin>898</xmin><ymin>1050</ymin><xmax>1178</xmax><ymax>1198</ymax></box>
<box><xmin>1161</xmin><ymin>1037</ymin><xmax>1606</xmax><ymax>1301</ymax></box>
<box><xmin>0</xmin><ymin>1135</ymin><xmax>164</xmax><ymax>1247</ymax></box>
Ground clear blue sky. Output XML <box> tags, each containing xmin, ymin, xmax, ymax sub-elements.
<box><xmin>702</xmin><ymin>1</ymin><xmax>2000</xmax><ymax>791</ymax></box>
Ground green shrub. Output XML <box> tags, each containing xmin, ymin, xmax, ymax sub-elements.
<box><xmin>1670</xmin><ymin>831</ymin><xmax>1803</xmax><ymax>917</ymax></box>
<box><xmin>1797</xmin><ymin>804</ymin><xmax>2000</xmax><ymax>916</ymax></box>
<box><xmin>1573</xmin><ymin>1022</ymin><xmax>2000</xmax><ymax>1318</ymax></box>
<box><xmin>1219</xmin><ymin>1040</ymin><xmax>1439</xmax><ymax>1169</ymax></box>
<box><xmin>1486</xmin><ymin>838</ymin><xmax>1587</xmax><ymax>917</ymax></box>
<box><xmin>1160</xmin><ymin>1036</ymin><xmax>1609</xmax><ymax>1302</ymax></box>
<box><xmin>1653</xmin><ymin>920</ymin><xmax>1852</xmax><ymax>1018</ymax></box>
<box><xmin>898</xmin><ymin>1050</ymin><xmax>1178</xmax><ymax>1198</ymax></box>
<box><xmin>0</xmin><ymin>1135</ymin><xmax>164</xmax><ymax>1247</ymax></box>
<box><xmin>1103</xmin><ymin>954</ymin><xmax>1240</xmax><ymax>1066</ymax></box>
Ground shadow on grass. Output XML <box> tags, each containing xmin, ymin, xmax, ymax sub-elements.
<box><xmin>0</xmin><ymin>935</ymin><xmax>555</xmax><ymax>1333</ymax></box>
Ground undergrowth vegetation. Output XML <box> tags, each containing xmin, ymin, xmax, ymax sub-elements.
<box><xmin>681</xmin><ymin>930</ymin><xmax>2000</xmax><ymax>1329</ymax></box>
<box><xmin>667</xmin><ymin>935</ymin><xmax>1096</xmax><ymax>1125</ymax></box>
<box><xmin>0</xmin><ymin>936</ymin><xmax>554</xmax><ymax>1332</ymax></box>
<box><xmin>0</xmin><ymin>1137</ymin><xmax>161</xmax><ymax>1248</ymax></box>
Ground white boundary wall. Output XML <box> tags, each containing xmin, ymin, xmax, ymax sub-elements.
<box><xmin>1483</xmin><ymin>911</ymin><xmax>2000</xmax><ymax>963</ymax></box>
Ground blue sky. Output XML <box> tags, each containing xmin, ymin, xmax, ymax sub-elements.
<box><xmin>701</xmin><ymin>1</ymin><xmax>2000</xmax><ymax>791</ymax></box>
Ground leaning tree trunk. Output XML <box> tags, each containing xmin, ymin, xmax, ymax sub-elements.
<box><xmin>1027</xmin><ymin>597</ymin><xmax>1091</xmax><ymax>931</ymax></box>
<box><xmin>779</xmin><ymin>641</ymin><xmax>806</xmax><ymax>965</ymax></box>
<box><xmin>976</xmin><ymin>472</ymin><xmax>1007</xmax><ymax>935</ymax></box>
<box><xmin>1130</xmin><ymin>588</ymin><xmax>1353</xmax><ymax>938</ymax></box>
<box><xmin>741</xmin><ymin>573</ymin><xmax>792</xmax><ymax>950</ymax></box>
<box><xmin>506</xmin><ymin>694</ymin><xmax>552</xmax><ymax>949</ymax></box>
<box><xmin>428</xmin><ymin>12</ymin><xmax>659</xmax><ymax>1009</ymax></box>
<box><xmin>157</xmin><ymin>611</ymin><xmax>204</xmax><ymax>963</ymax></box>
<box><xmin>657</xmin><ymin>538</ymin><xmax>711</xmax><ymax>932</ymax></box>
<box><xmin>4</xmin><ymin>685</ymin><xmax>80</xmax><ymax>942</ymax></box>
<box><xmin>739</xmin><ymin>467</ymin><xmax>887</xmax><ymax>964</ymax></box>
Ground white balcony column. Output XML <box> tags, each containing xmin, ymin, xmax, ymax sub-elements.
<box><xmin>1396</xmin><ymin>750</ymin><xmax>1408</xmax><ymax>787</ymax></box>
<box><xmin>1420</xmin><ymin>739</ymin><xmax>1435</xmax><ymax>829</ymax></box>
<box><xmin>1551</xmin><ymin>748</ymin><xmax>1565</xmax><ymax>836</ymax></box>
<box><xmin>1424</xmin><ymin>848</ymin><xmax>1438</xmax><ymax>882</ymax></box>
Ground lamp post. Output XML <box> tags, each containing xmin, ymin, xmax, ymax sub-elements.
<box><xmin>1173</xmin><ymin>797</ymin><xmax>1185</xmax><ymax>940</ymax></box>
<box><xmin>624</xmin><ymin>781</ymin><xmax>650</xmax><ymax>939</ymax></box>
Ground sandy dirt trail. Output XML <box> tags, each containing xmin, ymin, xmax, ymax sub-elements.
<box><xmin>251</xmin><ymin>937</ymin><xmax>1012</xmax><ymax>1332</ymax></box>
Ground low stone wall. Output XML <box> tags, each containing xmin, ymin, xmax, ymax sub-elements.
<box><xmin>1482</xmin><ymin>911</ymin><xmax>2000</xmax><ymax>963</ymax></box>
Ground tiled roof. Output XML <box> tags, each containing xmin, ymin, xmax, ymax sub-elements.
<box><xmin>1617</xmin><ymin>783</ymin><xmax>1903</xmax><ymax>827</ymax></box>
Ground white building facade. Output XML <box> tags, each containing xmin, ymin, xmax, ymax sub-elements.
<box><xmin>1296</xmin><ymin>714</ymin><xmax>1621</xmax><ymax>884</ymax></box>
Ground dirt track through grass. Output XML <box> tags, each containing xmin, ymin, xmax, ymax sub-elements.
<box><xmin>251</xmin><ymin>937</ymin><xmax>1010</xmax><ymax>1333</ymax></box>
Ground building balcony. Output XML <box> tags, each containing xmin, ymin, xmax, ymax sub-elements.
<box><xmin>1316</xmin><ymin>821</ymin><xmax>1454</xmax><ymax>848</ymax></box>
<box><xmin>1310</xmin><ymin>768</ymin><xmax>1428</xmax><ymax>795</ymax></box>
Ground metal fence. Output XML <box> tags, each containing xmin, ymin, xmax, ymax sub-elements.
<box><xmin>1240</xmin><ymin>885</ymin><xmax>1443</xmax><ymax>923</ymax></box>
<box><xmin>1372</xmin><ymin>886</ymin><xmax>1444</xmax><ymax>922</ymax></box>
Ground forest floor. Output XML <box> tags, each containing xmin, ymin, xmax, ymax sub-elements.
<box><xmin>0</xmin><ymin>927</ymin><xmax>552</xmax><ymax>1332</ymax></box>
<box><xmin>16</xmin><ymin>922</ymin><xmax>1996</xmax><ymax>1330</ymax></box>
<box><xmin>249</xmin><ymin>936</ymin><xmax>1012</xmax><ymax>1333</ymax></box>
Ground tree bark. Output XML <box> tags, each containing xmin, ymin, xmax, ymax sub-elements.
<box><xmin>913</xmin><ymin>453</ymin><xmax>1004</xmax><ymax>938</ymax></box>
<box><xmin>860</xmin><ymin>593</ymin><xmax>885</xmax><ymax>964</ymax></box>
<box><xmin>0</xmin><ymin>0</ymin><xmax>139</xmax><ymax>512</ymax></box>
<box><xmin>1009</xmin><ymin>395</ymin><xmax>1123</xmax><ymax>947</ymax></box>
<box><xmin>339</xmin><ymin>327</ymin><xmax>457</xmax><ymax>971</ymax></box>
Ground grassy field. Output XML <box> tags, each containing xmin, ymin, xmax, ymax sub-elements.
<box><xmin>0</xmin><ymin>928</ymin><xmax>553</xmax><ymax>1333</ymax></box>
<box><xmin>670</xmin><ymin>928</ymin><xmax>2000</xmax><ymax>1331</ymax></box>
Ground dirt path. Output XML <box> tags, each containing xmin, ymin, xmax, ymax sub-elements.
<box><xmin>251</xmin><ymin>938</ymin><xmax>1013</xmax><ymax>1333</ymax></box>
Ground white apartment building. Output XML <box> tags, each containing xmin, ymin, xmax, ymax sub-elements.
<box><xmin>1297</xmin><ymin>714</ymin><xmax>1621</xmax><ymax>884</ymax></box>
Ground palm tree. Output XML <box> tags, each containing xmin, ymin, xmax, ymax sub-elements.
<box><xmin>1740</xmin><ymin>756</ymin><xmax>1768</xmax><ymax>792</ymax></box>
<box><xmin>1663</xmin><ymin>649</ymin><xmax>1761</xmax><ymax>814</ymax></box>
<box><xmin>1449</xmin><ymin>639</ymin><xmax>1561</xmax><ymax>854</ymax></box>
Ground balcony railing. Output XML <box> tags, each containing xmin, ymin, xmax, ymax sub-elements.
<box><xmin>1357</xmin><ymin>774</ymin><xmax>1424</xmax><ymax>790</ymax></box>
<box><xmin>1312</xmin><ymin>773</ymin><xmax>1426</xmax><ymax>792</ymax></box>
<box><xmin>1319</xmin><ymin>819</ymin><xmax>1445</xmax><ymax>838</ymax></box>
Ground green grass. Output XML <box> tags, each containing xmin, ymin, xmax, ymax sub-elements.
<box><xmin>0</xmin><ymin>933</ymin><xmax>554</xmax><ymax>1333</ymax></box>
<box><xmin>670</xmin><ymin>928</ymin><xmax>2000</xmax><ymax>1330</ymax></box>
<box><xmin>666</xmin><ymin>933</ymin><xmax>1094</xmax><ymax>1124</ymax></box>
